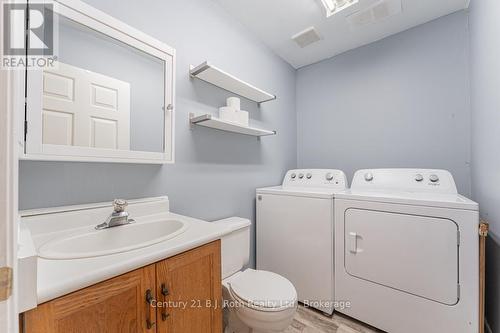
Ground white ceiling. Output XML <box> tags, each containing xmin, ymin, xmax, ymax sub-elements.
<box><xmin>213</xmin><ymin>0</ymin><xmax>470</xmax><ymax>69</ymax></box>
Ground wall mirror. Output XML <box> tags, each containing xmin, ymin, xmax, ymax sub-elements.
<box><xmin>24</xmin><ymin>0</ymin><xmax>175</xmax><ymax>164</ymax></box>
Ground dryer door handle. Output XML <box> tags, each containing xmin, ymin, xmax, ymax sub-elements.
<box><xmin>348</xmin><ymin>232</ymin><xmax>359</xmax><ymax>254</ymax></box>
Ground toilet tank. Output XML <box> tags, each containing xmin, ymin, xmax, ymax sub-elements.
<box><xmin>213</xmin><ymin>217</ymin><xmax>251</xmax><ymax>279</ymax></box>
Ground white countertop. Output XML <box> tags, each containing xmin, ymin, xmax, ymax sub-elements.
<box><xmin>18</xmin><ymin>197</ymin><xmax>235</xmax><ymax>308</ymax></box>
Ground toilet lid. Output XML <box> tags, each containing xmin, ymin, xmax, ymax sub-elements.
<box><xmin>228</xmin><ymin>269</ymin><xmax>297</xmax><ymax>310</ymax></box>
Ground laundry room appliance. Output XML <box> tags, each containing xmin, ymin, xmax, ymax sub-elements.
<box><xmin>335</xmin><ymin>169</ymin><xmax>479</xmax><ymax>333</ymax></box>
<box><xmin>256</xmin><ymin>169</ymin><xmax>348</xmax><ymax>315</ymax></box>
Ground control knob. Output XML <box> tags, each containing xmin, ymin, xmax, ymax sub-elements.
<box><xmin>415</xmin><ymin>174</ymin><xmax>424</xmax><ymax>182</ymax></box>
<box><xmin>429</xmin><ymin>174</ymin><xmax>440</xmax><ymax>183</ymax></box>
<box><xmin>325</xmin><ymin>173</ymin><xmax>334</xmax><ymax>181</ymax></box>
<box><xmin>364</xmin><ymin>172</ymin><xmax>374</xmax><ymax>182</ymax></box>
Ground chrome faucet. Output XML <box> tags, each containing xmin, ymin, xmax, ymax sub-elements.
<box><xmin>95</xmin><ymin>199</ymin><xmax>135</xmax><ymax>230</ymax></box>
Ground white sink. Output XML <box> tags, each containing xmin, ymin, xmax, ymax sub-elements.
<box><xmin>38</xmin><ymin>219</ymin><xmax>188</xmax><ymax>260</ymax></box>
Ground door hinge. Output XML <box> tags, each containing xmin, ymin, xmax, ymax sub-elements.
<box><xmin>24</xmin><ymin>96</ymin><xmax>28</xmax><ymax>142</ymax></box>
<box><xmin>24</xmin><ymin>119</ymin><xmax>28</xmax><ymax>141</ymax></box>
<box><xmin>479</xmin><ymin>222</ymin><xmax>489</xmax><ymax>237</ymax></box>
<box><xmin>0</xmin><ymin>267</ymin><xmax>13</xmax><ymax>301</ymax></box>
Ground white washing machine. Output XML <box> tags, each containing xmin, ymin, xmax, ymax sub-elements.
<box><xmin>256</xmin><ymin>169</ymin><xmax>348</xmax><ymax>315</ymax></box>
<box><xmin>335</xmin><ymin>169</ymin><xmax>479</xmax><ymax>333</ymax></box>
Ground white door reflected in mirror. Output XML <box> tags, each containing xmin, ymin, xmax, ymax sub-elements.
<box><xmin>43</xmin><ymin>62</ymin><xmax>131</xmax><ymax>150</ymax></box>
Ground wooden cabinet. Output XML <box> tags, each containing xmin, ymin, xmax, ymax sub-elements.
<box><xmin>22</xmin><ymin>241</ymin><xmax>222</xmax><ymax>333</ymax></box>
<box><xmin>156</xmin><ymin>241</ymin><xmax>222</xmax><ymax>333</ymax></box>
<box><xmin>23</xmin><ymin>265</ymin><xmax>156</xmax><ymax>333</ymax></box>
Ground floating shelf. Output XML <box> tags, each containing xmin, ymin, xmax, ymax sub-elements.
<box><xmin>190</xmin><ymin>113</ymin><xmax>276</xmax><ymax>137</ymax></box>
<box><xmin>190</xmin><ymin>61</ymin><xmax>276</xmax><ymax>104</ymax></box>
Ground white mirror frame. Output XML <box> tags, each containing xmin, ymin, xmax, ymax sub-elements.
<box><xmin>22</xmin><ymin>0</ymin><xmax>175</xmax><ymax>164</ymax></box>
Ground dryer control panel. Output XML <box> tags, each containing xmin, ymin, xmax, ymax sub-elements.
<box><xmin>351</xmin><ymin>169</ymin><xmax>458</xmax><ymax>194</ymax></box>
<box><xmin>283</xmin><ymin>169</ymin><xmax>348</xmax><ymax>189</ymax></box>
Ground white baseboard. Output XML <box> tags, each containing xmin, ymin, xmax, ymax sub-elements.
<box><xmin>485</xmin><ymin>319</ymin><xmax>493</xmax><ymax>333</ymax></box>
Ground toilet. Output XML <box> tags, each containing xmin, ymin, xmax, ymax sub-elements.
<box><xmin>214</xmin><ymin>217</ymin><xmax>298</xmax><ymax>333</ymax></box>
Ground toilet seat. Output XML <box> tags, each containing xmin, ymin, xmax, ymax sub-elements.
<box><xmin>227</xmin><ymin>269</ymin><xmax>297</xmax><ymax>312</ymax></box>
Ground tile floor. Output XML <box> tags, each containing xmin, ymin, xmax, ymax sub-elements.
<box><xmin>285</xmin><ymin>305</ymin><xmax>383</xmax><ymax>333</ymax></box>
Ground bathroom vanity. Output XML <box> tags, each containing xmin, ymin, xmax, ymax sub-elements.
<box><xmin>22</xmin><ymin>241</ymin><xmax>221</xmax><ymax>332</ymax></box>
<box><xmin>18</xmin><ymin>197</ymin><xmax>231</xmax><ymax>332</ymax></box>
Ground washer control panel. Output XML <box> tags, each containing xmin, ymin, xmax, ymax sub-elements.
<box><xmin>352</xmin><ymin>169</ymin><xmax>457</xmax><ymax>194</ymax></box>
<box><xmin>283</xmin><ymin>169</ymin><xmax>348</xmax><ymax>189</ymax></box>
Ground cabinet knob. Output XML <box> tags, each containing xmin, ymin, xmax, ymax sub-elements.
<box><xmin>146</xmin><ymin>319</ymin><xmax>156</xmax><ymax>329</ymax></box>
<box><xmin>145</xmin><ymin>289</ymin><xmax>155</xmax><ymax>304</ymax></box>
<box><xmin>145</xmin><ymin>289</ymin><xmax>156</xmax><ymax>329</ymax></box>
<box><xmin>161</xmin><ymin>284</ymin><xmax>169</xmax><ymax>296</ymax></box>
<box><xmin>160</xmin><ymin>284</ymin><xmax>170</xmax><ymax>321</ymax></box>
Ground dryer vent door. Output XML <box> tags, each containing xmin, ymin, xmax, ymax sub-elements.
<box><xmin>344</xmin><ymin>209</ymin><xmax>459</xmax><ymax>305</ymax></box>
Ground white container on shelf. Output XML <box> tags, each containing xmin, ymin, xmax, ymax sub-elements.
<box><xmin>236</xmin><ymin>110</ymin><xmax>249</xmax><ymax>127</ymax></box>
<box><xmin>219</xmin><ymin>96</ymin><xmax>249</xmax><ymax>126</ymax></box>
<box><xmin>219</xmin><ymin>106</ymin><xmax>239</xmax><ymax>123</ymax></box>
<box><xmin>219</xmin><ymin>108</ymin><xmax>249</xmax><ymax>126</ymax></box>
<box><xmin>227</xmin><ymin>97</ymin><xmax>241</xmax><ymax>110</ymax></box>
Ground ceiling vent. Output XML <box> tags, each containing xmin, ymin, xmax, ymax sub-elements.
<box><xmin>292</xmin><ymin>27</ymin><xmax>322</xmax><ymax>48</ymax></box>
<box><xmin>347</xmin><ymin>0</ymin><xmax>402</xmax><ymax>28</ymax></box>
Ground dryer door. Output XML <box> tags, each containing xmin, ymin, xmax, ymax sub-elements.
<box><xmin>344</xmin><ymin>208</ymin><xmax>459</xmax><ymax>305</ymax></box>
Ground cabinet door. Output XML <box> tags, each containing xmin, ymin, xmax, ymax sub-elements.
<box><xmin>23</xmin><ymin>265</ymin><xmax>156</xmax><ymax>333</ymax></box>
<box><xmin>156</xmin><ymin>241</ymin><xmax>222</xmax><ymax>333</ymax></box>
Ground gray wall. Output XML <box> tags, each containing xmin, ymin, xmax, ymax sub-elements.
<box><xmin>296</xmin><ymin>11</ymin><xmax>472</xmax><ymax>195</ymax></box>
<box><xmin>19</xmin><ymin>0</ymin><xmax>297</xmax><ymax>267</ymax></box>
<box><xmin>469</xmin><ymin>0</ymin><xmax>500</xmax><ymax>331</ymax></box>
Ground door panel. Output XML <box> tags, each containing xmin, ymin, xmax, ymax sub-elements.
<box><xmin>42</xmin><ymin>110</ymin><xmax>73</xmax><ymax>145</ymax></box>
<box><xmin>43</xmin><ymin>67</ymin><xmax>77</xmax><ymax>146</ymax></box>
<box><xmin>91</xmin><ymin>84</ymin><xmax>118</xmax><ymax>110</ymax></box>
<box><xmin>344</xmin><ymin>208</ymin><xmax>459</xmax><ymax>305</ymax></box>
<box><xmin>257</xmin><ymin>193</ymin><xmax>334</xmax><ymax>313</ymax></box>
<box><xmin>156</xmin><ymin>241</ymin><xmax>222</xmax><ymax>333</ymax></box>
<box><xmin>43</xmin><ymin>72</ymin><xmax>74</xmax><ymax>101</ymax></box>
<box><xmin>91</xmin><ymin>118</ymin><xmax>118</xmax><ymax>149</ymax></box>
<box><xmin>85</xmin><ymin>70</ymin><xmax>130</xmax><ymax>149</ymax></box>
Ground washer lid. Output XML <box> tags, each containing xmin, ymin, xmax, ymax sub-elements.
<box><xmin>336</xmin><ymin>190</ymin><xmax>478</xmax><ymax>210</ymax></box>
<box><xmin>337</xmin><ymin>168</ymin><xmax>479</xmax><ymax>210</ymax></box>
<box><xmin>256</xmin><ymin>169</ymin><xmax>348</xmax><ymax>199</ymax></box>
<box><xmin>228</xmin><ymin>269</ymin><xmax>297</xmax><ymax>309</ymax></box>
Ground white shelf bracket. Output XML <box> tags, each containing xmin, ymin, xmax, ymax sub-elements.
<box><xmin>189</xmin><ymin>113</ymin><xmax>195</xmax><ymax>130</ymax></box>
